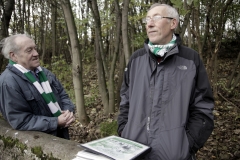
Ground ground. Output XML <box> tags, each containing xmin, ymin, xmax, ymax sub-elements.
<box><xmin>69</xmin><ymin>57</ymin><xmax>240</xmax><ymax>160</ymax></box>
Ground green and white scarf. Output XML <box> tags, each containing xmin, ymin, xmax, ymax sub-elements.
<box><xmin>9</xmin><ymin>60</ymin><xmax>62</xmax><ymax>117</ymax></box>
<box><xmin>148</xmin><ymin>34</ymin><xmax>176</xmax><ymax>57</ymax></box>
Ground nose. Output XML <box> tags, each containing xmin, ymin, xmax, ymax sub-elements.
<box><xmin>33</xmin><ymin>49</ymin><xmax>39</xmax><ymax>56</ymax></box>
<box><xmin>146</xmin><ymin>20</ymin><xmax>155</xmax><ymax>28</ymax></box>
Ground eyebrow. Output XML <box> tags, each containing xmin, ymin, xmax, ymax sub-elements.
<box><xmin>24</xmin><ymin>46</ymin><xmax>36</xmax><ymax>51</ymax></box>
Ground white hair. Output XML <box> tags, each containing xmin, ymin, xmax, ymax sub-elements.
<box><xmin>149</xmin><ymin>3</ymin><xmax>179</xmax><ymax>24</ymax></box>
<box><xmin>0</xmin><ymin>33</ymin><xmax>31</xmax><ymax>59</ymax></box>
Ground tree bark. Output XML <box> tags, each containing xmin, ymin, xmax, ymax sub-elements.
<box><xmin>41</xmin><ymin>15</ymin><xmax>49</xmax><ymax>63</ymax></box>
<box><xmin>88</xmin><ymin>0</ymin><xmax>107</xmax><ymax>75</ymax></box>
<box><xmin>107</xmin><ymin>0</ymin><xmax>122</xmax><ymax>113</ymax></box>
<box><xmin>211</xmin><ymin>0</ymin><xmax>233</xmax><ymax>98</ymax></box>
<box><xmin>122</xmin><ymin>0</ymin><xmax>131</xmax><ymax>64</ymax></box>
<box><xmin>201</xmin><ymin>0</ymin><xmax>213</xmax><ymax>60</ymax></box>
<box><xmin>227</xmin><ymin>52</ymin><xmax>240</xmax><ymax>89</ymax></box>
<box><xmin>88</xmin><ymin>0</ymin><xmax>109</xmax><ymax>114</ymax></box>
<box><xmin>60</xmin><ymin>0</ymin><xmax>89</xmax><ymax>124</ymax></box>
<box><xmin>39</xmin><ymin>0</ymin><xmax>44</xmax><ymax>55</ymax></box>
<box><xmin>0</xmin><ymin>0</ymin><xmax>15</xmax><ymax>71</ymax></box>
<box><xmin>179</xmin><ymin>0</ymin><xmax>192</xmax><ymax>40</ymax></box>
<box><xmin>51</xmin><ymin>0</ymin><xmax>57</xmax><ymax>58</ymax></box>
<box><xmin>94</xmin><ymin>32</ymin><xmax>109</xmax><ymax>114</ymax></box>
<box><xmin>117</xmin><ymin>45</ymin><xmax>125</xmax><ymax>109</ymax></box>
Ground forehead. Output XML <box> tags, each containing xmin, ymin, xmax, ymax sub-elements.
<box><xmin>147</xmin><ymin>6</ymin><xmax>166</xmax><ymax>16</ymax></box>
<box><xmin>15</xmin><ymin>36</ymin><xmax>35</xmax><ymax>49</ymax></box>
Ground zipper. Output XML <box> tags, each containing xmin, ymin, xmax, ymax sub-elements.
<box><xmin>147</xmin><ymin>116</ymin><xmax>150</xmax><ymax>132</ymax></box>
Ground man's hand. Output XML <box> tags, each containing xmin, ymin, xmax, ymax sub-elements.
<box><xmin>64</xmin><ymin>111</ymin><xmax>75</xmax><ymax>127</ymax></box>
<box><xmin>57</xmin><ymin>110</ymin><xmax>75</xmax><ymax>128</ymax></box>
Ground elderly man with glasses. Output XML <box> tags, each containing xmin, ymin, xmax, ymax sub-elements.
<box><xmin>117</xmin><ymin>3</ymin><xmax>214</xmax><ymax>160</ymax></box>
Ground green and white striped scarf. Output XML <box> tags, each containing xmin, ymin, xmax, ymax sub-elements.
<box><xmin>148</xmin><ymin>34</ymin><xmax>176</xmax><ymax>57</ymax></box>
<box><xmin>9</xmin><ymin>60</ymin><xmax>62</xmax><ymax>117</ymax></box>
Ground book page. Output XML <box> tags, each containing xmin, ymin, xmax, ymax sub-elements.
<box><xmin>73</xmin><ymin>150</ymin><xmax>112</xmax><ymax>160</ymax></box>
<box><xmin>80</xmin><ymin>135</ymin><xmax>150</xmax><ymax>160</ymax></box>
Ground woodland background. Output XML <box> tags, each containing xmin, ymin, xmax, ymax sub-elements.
<box><xmin>0</xmin><ymin>0</ymin><xmax>240</xmax><ymax>159</ymax></box>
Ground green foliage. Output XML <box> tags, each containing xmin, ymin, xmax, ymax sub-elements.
<box><xmin>1</xmin><ymin>136</ymin><xmax>17</xmax><ymax>149</ymax></box>
<box><xmin>132</xmin><ymin>32</ymin><xmax>147</xmax><ymax>48</ymax></box>
<box><xmin>84</xmin><ymin>84</ymin><xmax>99</xmax><ymax>108</ymax></box>
<box><xmin>42</xmin><ymin>55</ymin><xmax>76</xmax><ymax>104</ymax></box>
<box><xmin>170</xmin><ymin>0</ymin><xmax>191</xmax><ymax>16</ymax></box>
<box><xmin>100</xmin><ymin>120</ymin><xmax>118</xmax><ymax>137</ymax></box>
<box><xmin>31</xmin><ymin>146</ymin><xmax>60</xmax><ymax>160</ymax></box>
<box><xmin>31</xmin><ymin>146</ymin><xmax>43</xmax><ymax>158</ymax></box>
<box><xmin>15</xmin><ymin>141</ymin><xmax>27</xmax><ymax>153</ymax></box>
<box><xmin>0</xmin><ymin>135</ymin><xmax>27</xmax><ymax>153</ymax></box>
<box><xmin>216</xmin><ymin>78</ymin><xmax>240</xmax><ymax>98</ymax></box>
<box><xmin>0</xmin><ymin>135</ymin><xmax>58</xmax><ymax>160</ymax></box>
<box><xmin>82</xmin><ymin>46</ymin><xmax>95</xmax><ymax>64</ymax></box>
<box><xmin>84</xmin><ymin>95</ymin><xmax>97</xmax><ymax>108</ymax></box>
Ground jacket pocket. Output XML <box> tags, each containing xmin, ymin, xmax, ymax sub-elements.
<box><xmin>121</xmin><ymin>116</ymin><xmax>148</xmax><ymax>145</ymax></box>
<box><xmin>22</xmin><ymin>90</ymin><xmax>43</xmax><ymax>115</ymax></box>
<box><xmin>150</xmin><ymin>126</ymin><xmax>191</xmax><ymax>160</ymax></box>
<box><xmin>23</xmin><ymin>90</ymin><xmax>35</xmax><ymax>101</ymax></box>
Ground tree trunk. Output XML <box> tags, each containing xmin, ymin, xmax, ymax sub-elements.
<box><xmin>51</xmin><ymin>0</ymin><xmax>57</xmax><ymax>58</ymax></box>
<box><xmin>117</xmin><ymin>46</ymin><xmax>125</xmax><ymax>109</ymax></box>
<box><xmin>88</xmin><ymin>0</ymin><xmax>107</xmax><ymax>76</ymax></box>
<box><xmin>22</xmin><ymin>0</ymin><xmax>25</xmax><ymax>32</ymax></box>
<box><xmin>88</xmin><ymin>0</ymin><xmax>109</xmax><ymax>114</ymax></box>
<box><xmin>212</xmin><ymin>42</ymin><xmax>220</xmax><ymax>98</ymax></box>
<box><xmin>32</xmin><ymin>0</ymin><xmax>37</xmax><ymax>45</ymax></box>
<box><xmin>94</xmin><ymin>31</ymin><xmax>109</xmax><ymax>114</ymax></box>
<box><xmin>231</xmin><ymin>69</ymin><xmax>240</xmax><ymax>90</ymax></box>
<box><xmin>192</xmin><ymin>2</ymin><xmax>203</xmax><ymax>59</ymax></box>
<box><xmin>211</xmin><ymin>0</ymin><xmax>233</xmax><ymax>98</ymax></box>
<box><xmin>0</xmin><ymin>0</ymin><xmax>15</xmax><ymax>71</ymax></box>
<box><xmin>39</xmin><ymin>0</ymin><xmax>44</xmax><ymax>55</ymax></box>
<box><xmin>122</xmin><ymin>0</ymin><xmax>131</xmax><ymax>64</ymax></box>
<box><xmin>227</xmin><ymin>52</ymin><xmax>240</xmax><ymax>89</ymax></box>
<box><xmin>26</xmin><ymin>0</ymin><xmax>31</xmax><ymax>34</ymax></box>
<box><xmin>107</xmin><ymin>0</ymin><xmax>122</xmax><ymax>113</ymax></box>
<box><xmin>41</xmin><ymin>15</ymin><xmax>49</xmax><ymax>63</ymax></box>
<box><xmin>179</xmin><ymin>0</ymin><xmax>192</xmax><ymax>39</ymax></box>
<box><xmin>201</xmin><ymin>0</ymin><xmax>213</xmax><ymax>60</ymax></box>
<box><xmin>187</xmin><ymin>22</ymin><xmax>192</xmax><ymax>48</ymax></box>
<box><xmin>60</xmin><ymin>0</ymin><xmax>89</xmax><ymax>124</ymax></box>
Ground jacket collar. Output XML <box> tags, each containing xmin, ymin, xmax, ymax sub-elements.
<box><xmin>7</xmin><ymin>64</ymin><xmax>34</xmax><ymax>82</ymax></box>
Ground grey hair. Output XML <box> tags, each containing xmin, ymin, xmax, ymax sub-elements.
<box><xmin>149</xmin><ymin>3</ymin><xmax>179</xmax><ymax>24</ymax></box>
<box><xmin>0</xmin><ymin>33</ymin><xmax>31</xmax><ymax>59</ymax></box>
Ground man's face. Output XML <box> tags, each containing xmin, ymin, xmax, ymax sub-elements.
<box><xmin>145</xmin><ymin>6</ymin><xmax>176</xmax><ymax>45</ymax></box>
<box><xmin>12</xmin><ymin>36</ymin><xmax>40</xmax><ymax>71</ymax></box>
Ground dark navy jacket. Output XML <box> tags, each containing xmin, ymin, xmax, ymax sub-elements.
<box><xmin>0</xmin><ymin>64</ymin><xmax>75</xmax><ymax>139</ymax></box>
<box><xmin>118</xmin><ymin>35</ymin><xmax>214</xmax><ymax>160</ymax></box>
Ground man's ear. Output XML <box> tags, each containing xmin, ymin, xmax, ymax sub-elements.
<box><xmin>171</xmin><ymin>19</ymin><xmax>178</xmax><ymax>30</ymax></box>
<box><xmin>9</xmin><ymin>52</ymin><xmax>17</xmax><ymax>62</ymax></box>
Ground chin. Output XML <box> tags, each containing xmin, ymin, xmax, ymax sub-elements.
<box><xmin>148</xmin><ymin>38</ymin><xmax>157</xmax><ymax>44</ymax></box>
<box><xmin>32</xmin><ymin>64</ymin><xmax>40</xmax><ymax>69</ymax></box>
<box><xmin>149</xmin><ymin>41</ymin><xmax>158</xmax><ymax>45</ymax></box>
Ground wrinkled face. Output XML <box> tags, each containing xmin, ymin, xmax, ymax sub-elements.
<box><xmin>146</xmin><ymin>6</ymin><xmax>177</xmax><ymax>45</ymax></box>
<box><xmin>11</xmin><ymin>36</ymin><xmax>40</xmax><ymax>71</ymax></box>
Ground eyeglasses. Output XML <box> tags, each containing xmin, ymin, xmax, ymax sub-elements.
<box><xmin>142</xmin><ymin>15</ymin><xmax>173</xmax><ymax>24</ymax></box>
